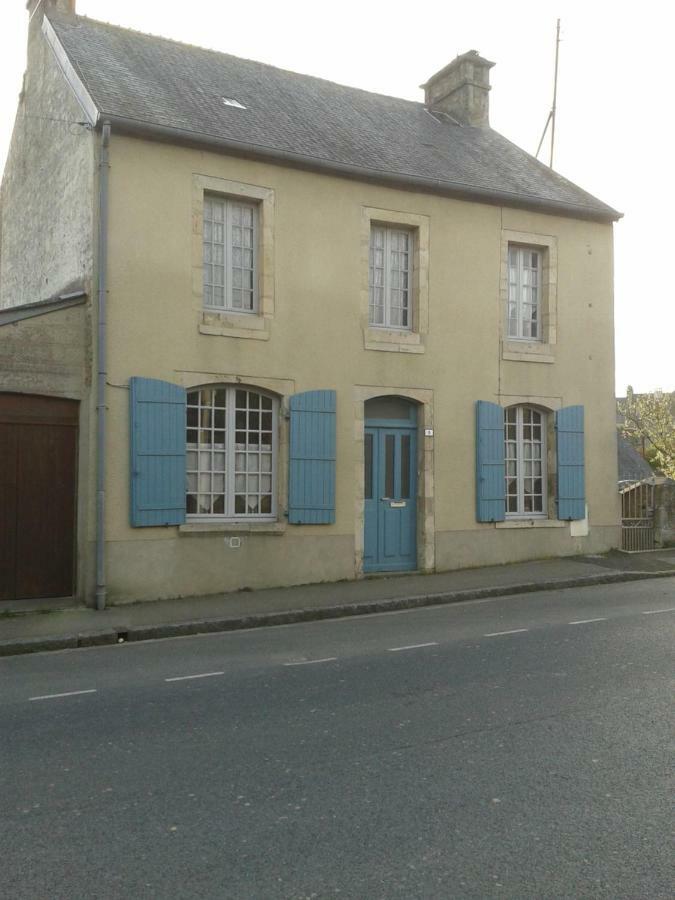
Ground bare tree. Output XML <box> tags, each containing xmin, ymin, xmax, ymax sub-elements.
<box><xmin>618</xmin><ymin>387</ymin><xmax>675</xmax><ymax>479</ymax></box>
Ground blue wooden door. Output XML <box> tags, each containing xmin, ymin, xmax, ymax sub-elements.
<box><xmin>364</xmin><ymin>424</ymin><xmax>417</xmax><ymax>572</ymax></box>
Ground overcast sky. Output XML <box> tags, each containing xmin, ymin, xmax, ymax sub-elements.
<box><xmin>1</xmin><ymin>0</ymin><xmax>672</xmax><ymax>394</ymax></box>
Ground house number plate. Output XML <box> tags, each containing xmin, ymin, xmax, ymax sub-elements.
<box><xmin>424</xmin><ymin>428</ymin><xmax>434</xmax><ymax>436</ymax></box>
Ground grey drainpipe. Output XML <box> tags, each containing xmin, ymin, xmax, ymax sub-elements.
<box><xmin>95</xmin><ymin>121</ymin><xmax>111</xmax><ymax>611</ymax></box>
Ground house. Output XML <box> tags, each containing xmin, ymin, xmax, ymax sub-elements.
<box><xmin>0</xmin><ymin>0</ymin><xmax>622</xmax><ymax>609</ymax></box>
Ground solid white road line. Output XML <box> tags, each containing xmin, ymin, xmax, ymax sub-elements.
<box><xmin>388</xmin><ymin>642</ymin><xmax>438</xmax><ymax>652</ymax></box>
<box><xmin>29</xmin><ymin>689</ymin><xmax>97</xmax><ymax>702</ymax></box>
<box><xmin>165</xmin><ymin>671</ymin><xmax>225</xmax><ymax>682</ymax></box>
<box><xmin>642</xmin><ymin>607</ymin><xmax>675</xmax><ymax>615</ymax></box>
<box><xmin>568</xmin><ymin>617</ymin><xmax>607</xmax><ymax>625</ymax></box>
<box><xmin>283</xmin><ymin>657</ymin><xmax>337</xmax><ymax>667</ymax></box>
<box><xmin>484</xmin><ymin>628</ymin><xmax>529</xmax><ymax>637</ymax></box>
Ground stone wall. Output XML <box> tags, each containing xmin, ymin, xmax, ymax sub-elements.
<box><xmin>0</xmin><ymin>14</ymin><xmax>94</xmax><ymax>308</ymax></box>
<box><xmin>0</xmin><ymin>301</ymin><xmax>90</xmax><ymax>398</ymax></box>
<box><xmin>655</xmin><ymin>481</ymin><xmax>675</xmax><ymax>547</ymax></box>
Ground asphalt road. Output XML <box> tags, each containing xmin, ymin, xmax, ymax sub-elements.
<box><xmin>1</xmin><ymin>579</ymin><xmax>673</xmax><ymax>899</ymax></box>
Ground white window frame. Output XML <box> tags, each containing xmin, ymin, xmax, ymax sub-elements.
<box><xmin>186</xmin><ymin>386</ymin><xmax>277</xmax><ymax>522</ymax></box>
<box><xmin>203</xmin><ymin>195</ymin><xmax>259</xmax><ymax>314</ymax></box>
<box><xmin>504</xmin><ymin>406</ymin><xmax>547</xmax><ymax>518</ymax></box>
<box><xmin>507</xmin><ymin>245</ymin><xmax>542</xmax><ymax>341</ymax></box>
<box><xmin>369</xmin><ymin>224</ymin><xmax>413</xmax><ymax>331</ymax></box>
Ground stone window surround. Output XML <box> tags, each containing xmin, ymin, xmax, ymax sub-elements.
<box><xmin>500</xmin><ymin>229</ymin><xmax>557</xmax><ymax>364</ymax></box>
<box><xmin>353</xmin><ymin>385</ymin><xmax>435</xmax><ymax>575</ymax></box>
<box><xmin>192</xmin><ymin>174</ymin><xmax>275</xmax><ymax>341</ymax></box>
<box><xmin>361</xmin><ymin>207</ymin><xmax>430</xmax><ymax>354</ymax></box>
<box><xmin>495</xmin><ymin>393</ymin><xmax>561</xmax><ymax>527</ymax></box>
<box><xmin>176</xmin><ymin>370</ymin><xmax>294</xmax><ymax>534</ymax></box>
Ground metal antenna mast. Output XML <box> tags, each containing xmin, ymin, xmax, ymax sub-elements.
<box><xmin>535</xmin><ymin>19</ymin><xmax>561</xmax><ymax>168</ymax></box>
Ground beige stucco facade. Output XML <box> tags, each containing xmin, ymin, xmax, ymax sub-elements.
<box><xmin>0</xmin><ymin>10</ymin><xmax>622</xmax><ymax>609</ymax></box>
<box><xmin>92</xmin><ymin>133</ymin><xmax>619</xmax><ymax>603</ymax></box>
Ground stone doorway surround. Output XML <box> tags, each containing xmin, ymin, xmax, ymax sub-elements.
<box><xmin>353</xmin><ymin>385</ymin><xmax>435</xmax><ymax>576</ymax></box>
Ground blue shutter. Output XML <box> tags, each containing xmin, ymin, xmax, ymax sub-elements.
<box><xmin>476</xmin><ymin>400</ymin><xmax>506</xmax><ymax>522</ymax></box>
<box><xmin>130</xmin><ymin>377</ymin><xmax>186</xmax><ymax>527</ymax></box>
<box><xmin>288</xmin><ymin>390</ymin><xmax>336</xmax><ymax>524</ymax></box>
<box><xmin>556</xmin><ymin>405</ymin><xmax>585</xmax><ymax>520</ymax></box>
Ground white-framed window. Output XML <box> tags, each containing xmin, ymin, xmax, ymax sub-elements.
<box><xmin>369</xmin><ymin>225</ymin><xmax>412</xmax><ymax>329</ymax></box>
<box><xmin>504</xmin><ymin>406</ymin><xmax>547</xmax><ymax>516</ymax></box>
<box><xmin>186</xmin><ymin>386</ymin><xmax>277</xmax><ymax>519</ymax></box>
<box><xmin>203</xmin><ymin>195</ymin><xmax>258</xmax><ymax>313</ymax></box>
<box><xmin>507</xmin><ymin>245</ymin><xmax>541</xmax><ymax>340</ymax></box>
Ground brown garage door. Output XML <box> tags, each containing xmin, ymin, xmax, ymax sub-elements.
<box><xmin>0</xmin><ymin>394</ymin><xmax>78</xmax><ymax>601</ymax></box>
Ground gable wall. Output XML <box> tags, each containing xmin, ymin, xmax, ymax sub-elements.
<box><xmin>0</xmin><ymin>20</ymin><xmax>95</xmax><ymax>309</ymax></box>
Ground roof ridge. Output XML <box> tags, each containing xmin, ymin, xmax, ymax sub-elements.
<box><xmin>48</xmin><ymin>10</ymin><xmax>426</xmax><ymax>109</ymax></box>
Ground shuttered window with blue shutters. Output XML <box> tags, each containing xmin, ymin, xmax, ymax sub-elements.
<box><xmin>555</xmin><ymin>405</ymin><xmax>586</xmax><ymax>520</ymax></box>
<box><xmin>288</xmin><ymin>390</ymin><xmax>336</xmax><ymax>524</ymax></box>
<box><xmin>475</xmin><ymin>400</ymin><xmax>506</xmax><ymax>522</ymax></box>
<box><xmin>130</xmin><ymin>377</ymin><xmax>186</xmax><ymax>527</ymax></box>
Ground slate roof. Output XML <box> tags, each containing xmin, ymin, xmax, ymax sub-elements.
<box><xmin>48</xmin><ymin>12</ymin><xmax>620</xmax><ymax>222</ymax></box>
<box><xmin>0</xmin><ymin>288</ymin><xmax>87</xmax><ymax>326</ymax></box>
<box><xmin>617</xmin><ymin>436</ymin><xmax>655</xmax><ymax>483</ymax></box>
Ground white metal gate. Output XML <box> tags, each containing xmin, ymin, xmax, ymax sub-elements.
<box><xmin>620</xmin><ymin>481</ymin><xmax>655</xmax><ymax>551</ymax></box>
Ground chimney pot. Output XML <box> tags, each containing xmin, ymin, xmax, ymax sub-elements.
<box><xmin>422</xmin><ymin>50</ymin><xmax>495</xmax><ymax>127</ymax></box>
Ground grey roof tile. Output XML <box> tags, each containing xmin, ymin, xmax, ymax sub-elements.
<box><xmin>617</xmin><ymin>436</ymin><xmax>655</xmax><ymax>483</ymax></box>
<box><xmin>48</xmin><ymin>12</ymin><xmax>619</xmax><ymax>221</ymax></box>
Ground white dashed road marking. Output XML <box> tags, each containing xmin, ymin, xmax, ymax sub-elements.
<box><xmin>484</xmin><ymin>628</ymin><xmax>529</xmax><ymax>637</ymax></box>
<box><xmin>568</xmin><ymin>617</ymin><xmax>607</xmax><ymax>625</ymax></box>
<box><xmin>29</xmin><ymin>689</ymin><xmax>97</xmax><ymax>702</ymax></box>
<box><xmin>388</xmin><ymin>642</ymin><xmax>438</xmax><ymax>652</ymax></box>
<box><xmin>642</xmin><ymin>607</ymin><xmax>675</xmax><ymax>615</ymax></box>
<box><xmin>165</xmin><ymin>671</ymin><xmax>225</xmax><ymax>682</ymax></box>
<box><xmin>284</xmin><ymin>657</ymin><xmax>337</xmax><ymax>667</ymax></box>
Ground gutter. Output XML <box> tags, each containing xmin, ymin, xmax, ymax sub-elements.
<box><xmin>103</xmin><ymin>114</ymin><xmax>622</xmax><ymax>223</ymax></box>
<box><xmin>95</xmin><ymin>121</ymin><xmax>111</xmax><ymax>611</ymax></box>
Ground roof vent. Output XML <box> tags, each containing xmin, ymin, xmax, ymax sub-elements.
<box><xmin>222</xmin><ymin>98</ymin><xmax>246</xmax><ymax>109</ymax></box>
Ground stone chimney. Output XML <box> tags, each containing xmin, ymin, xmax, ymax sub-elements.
<box><xmin>27</xmin><ymin>0</ymin><xmax>76</xmax><ymax>26</ymax></box>
<box><xmin>26</xmin><ymin>0</ymin><xmax>76</xmax><ymax>44</ymax></box>
<box><xmin>422</xmin><ymin>50</ymin><xmax>495</xmax><ymax>127</ymax></box>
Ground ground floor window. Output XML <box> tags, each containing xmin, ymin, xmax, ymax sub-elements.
<box><xmin>186</xmin><ymin>386</ymin><xmax>276</xmax><ymax>519</ymax></box>
<box><xmin>504</xmin><ymin>406</ymin><xmax>546</xmax><ymax>516</ymax></box>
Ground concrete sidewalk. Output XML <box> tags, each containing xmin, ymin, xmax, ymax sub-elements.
<box><xmin>1</xmin><ymin>549</ymin><xmax>674</xmax><ymax>657</ymax></box>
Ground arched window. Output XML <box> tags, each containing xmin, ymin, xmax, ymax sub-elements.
<box><xmin>504</xmin><ymin>406</ymin><xmax>547</xmax><ymax>516</ymax></box>
<box><xmin>186</xmin><ymin>386</ymin><xmax>277</xmax><ymax>519</ymax></box>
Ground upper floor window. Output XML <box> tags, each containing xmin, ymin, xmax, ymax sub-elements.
<box><xmin>369</xmin><ymin>225</ymin><xmax>412</xmax><ymax>330</ymax></box>
<box><xmin>203</xmin><ymin>195</ymin><xmax>258</xmax><ymax>313</ymax></box>
<box><xmin>186</xmin><ymin>386</ymin><xmax>276</xmax><ymax>519</ymax></box>
<box><xmin>507</xmin><ymin>246</ymin><xmax>541</xmax><ymax>340</ymax></box>
<box><xmin>504</xmin><ymin>406</ymin><xmax>547</xmax><ymax>516</ymax></box>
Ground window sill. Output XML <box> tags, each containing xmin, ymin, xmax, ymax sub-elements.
<box><xmin>502</xmin><ymin>340</ymin><xmax>555</xmax><ymax>364</ymax></box>
<box><xmin>180</xmin><ymin>521</ymin><xmax>285</xmax><ymax>535</ymax></box>
<box><xmin>496</xmin><ymin>518</ymin><xmax>565</xmax><ymax>529</ymax></box>
<box><xmin>200</xmin><ymin>310</ymin><xmax>270</xmax><ymax>341</ymax></box>
<box><xmin>363</xmin><ymin>327</ymin><xmax>425</xmax><ymax>354</ymax></box>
